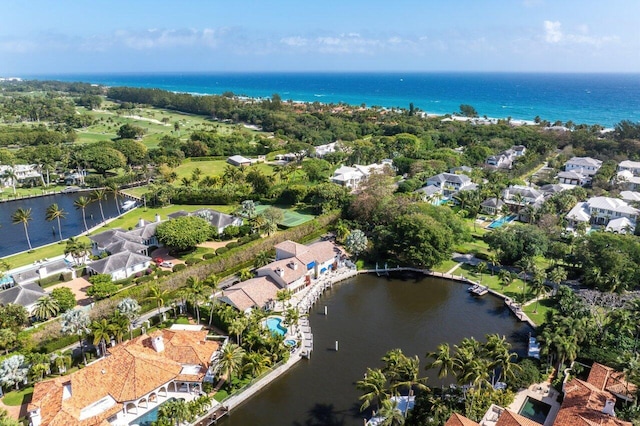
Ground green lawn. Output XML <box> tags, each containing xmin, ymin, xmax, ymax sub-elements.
<box><xmin>0</xmin><ymin>185</ymin><xmax>69</xmax><ymax>201</ymax></box>
<box><xmin>432</xmin><ymin>259</ymin><xmax>460</xmax><ymax>274</ymax></box>
<box><xmin>174</xmin><ymin>159</ymin><xmax>275</xmax><ymax>181</ymax></box>
<box><xmin>456</xmin><ymin>263</ymin><xmax>535</xmax><ymax>302</ymax></box>
<box><xmin>523</xmin><ymin>297</ymin><xmax>558</xmax><ymax>325</ymax></box>
<box><xmin>2</xmin><ymin>386</ymin><xmax>33</xmax><ymax>406</ymax></box>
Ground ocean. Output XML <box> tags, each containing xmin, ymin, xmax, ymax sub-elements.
<box><xmin>26</xmin><ymin>72</ymin><xmax>640</xmax><ymax>127</ymax></box>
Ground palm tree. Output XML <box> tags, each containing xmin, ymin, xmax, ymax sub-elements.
<box><xmin>512</xmin><ymin>193</ymin><xmax>525</xmax><ymax>218</ymax></box>
<box><xmin>484</xmin><ymin>334</ymin><xmax>520</xmax><ymax>386</ymax></box>
<box><xmin>531</xmin><ymin>270</ymin><xmax>549</xmax><ymax>313</ymax></box>
<box><xmin>64</xmin><ymin>237</ymin><xmax>90</xmax><ymax>266</ymax></box>
<box><xmin>33</xmin><ymin>296</ymin><xmax>60</xmax><ymax>321</ymax></box>
<box><xmin>147</xmin><ymin>284</ymin><xmax>168</xmax><ymax>317</ymax></box>
<box><xmin>356</xmin><ymin>368</ymin><xmax>390</xmax><ymax>412</ymax></box>
<box><xmin>516</xmin><ymin>257</ymin><xmax>536</xmax><ymax>302</ymax></box>
<box><xmin>106</xmin><ymin>182</ymin><xmax>121</xmax><ymax>216</ymax></box>
<box><xmin>61</xmin><ymin>309</ymin><xmax>90</xmax><ymax>365</ymax></box>
<box><xmin>90</xmin><ymin>189</ymin><xmax>107</xmax><ymax>224</ymax></box>
<box><xmin>50</xmin><ymin>352</ymin><xmax>71</xmax><ymax>374</ymax></box>
<box><xmin>393</xmin><ymin>355</ymin><xmax>428</xmax><ymax>414</ymax></box>
<box><xmin>12</xmin><ymin>208</ymin><xmax>33</xmax><ymax>250</ymax></box>
<box><xmin>243</xmin><ymin>351</ymin><xmax>271</xmax><ymax>377</ymax></box>
<box><xmin>204</xmin><ymin>274</ymin><xmax>221</xmax><ymax>325</ymax></box>
<box><xmin>487</xmin><ymin>252</ymin><xmax>500</xmax><ymax>276</ymax></box>
<box><xmin>254</xmin><ymin>250</ymin><xmax>272</xmax><ymax>268</ymax></box>
<box><xmin>185</xmin><ymin>276</ymin><xmax>209</xmax><ymax>325</ymax></box>
<box><xmin>91</xmin><ymin>318</ymin><xmax>112</xmax><ymax>357</ymax></box>
<box><xmin>217</xmin><ymin>343</ymin><xmax>246</xmax><ymax>386</ymax></box>
<box><xmin>425</xmin><ymin>343</ymin><xmax>454</xmax><ymax>380</ymax></box>
<box><xmin>228</xmin><ymin>316</ymin><xmax>249</xmax><ymax>346</ymax></box>
<box><xmin>276</xmin><ymin>289</ymin><xmax>293</xmax><ymax>311</ymax></box>
<box><xmin>74</xmin><ymin>196</ymin><xmax>92</xmax><ymax>233</ymax></box>
<box><xmin>108</xmin><ymin>311</ymin><xmax>129</xmax><ymax>343</ymax></box>
<box><xmin>45</xmin><ymin>203</ymin><xmax>67</xmax><ymax>242</ymax></box>
<box><xmin>498</xmin><ymin>269</ymin><xmax>513</xmax><ymax>290</ymax></box>
<box><xmin>376</xmin><ymin>399</ymin><xmax>406</xmax><ymax>426</ymax></box>
<box><xmin>2</xmin><ymin>169</ymin><xmax>17</xmax><ymax>194</ymax></box>
<box><xmin>284</xmin><ymin>307</ymin><xmax>300</xmax><ymax>335</ymax></box>
<box><xmin>239</xmin><ymin>268</ymin><xmax>253</xmax><ymax>282</ymax></box>
<box><xmin>475</xmin><ymin>262</ymin><xmax>487</xmax><ymax>285</ymax></box>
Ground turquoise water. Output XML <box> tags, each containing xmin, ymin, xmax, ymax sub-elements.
<box><xmin>518</xmin><ymin>396</ymin><xmax>551</xmax><ymax>424</ymax></box>
<box><xmin>28</xmin><ymin>72</ymin><xmax>640</xmax><ymax>126</ymax></box>
<box><xmin>266</xmin><ymin>317</ymin><xmax>287</xmax><ymax>336</ymax></box>
<box><xmin>129</xmin><ymin>397</ymin><xmax>180</xmax><ymax>426</ymax></box>
<box><xmin>488</xmin><ymin>214</ymin><xmax>518</xmax><ymax>229</ymax></box>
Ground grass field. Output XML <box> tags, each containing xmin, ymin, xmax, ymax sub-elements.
<box><xmin>75</xmin><ymin>104</ymin><xmax>260</xmax><ymax>148</ymax></box>
<box><xmin>174</xmin><ymin>159</ymin><xmax>275</xmax><ymax>181</ymax></box>
<box><xmin>254</xmin><ymin>204</ymin><xmax>315</xmax><ymax>227</ymax></box>
<box><xmin>456</xmin><ymin>263</ymin><xmax>535</xmax><ymax>302</ymax></box>
<box><xmin>431</xmin><ymin>259</ymin><xmax>460</xmax><ymax>274</ymax></box>
<box><xmin>2</xmin><ymin>386</ymin><xmax>33</xmax><ymax>406</ymax></box>
<box><xmin>523</xmin><ymin>297</ymin><xmax>557</xmax><ymax>325</ymax></box>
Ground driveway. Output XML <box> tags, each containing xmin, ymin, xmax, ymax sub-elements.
<box><xmin>48</xmin><ymin>276</ymin><xmax>92</xmax><ymax>307</ymax></box>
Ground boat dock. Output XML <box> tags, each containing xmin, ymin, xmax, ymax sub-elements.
<box><xmin>468</xmin><ymin>284</ymin><xmax>489</xmax><ymax>296</ymax></box>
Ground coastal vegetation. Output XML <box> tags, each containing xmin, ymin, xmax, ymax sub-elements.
<box><xmin>2</xmin><ymin>79</ymin><xmax>640</xmax><ymax>424</ymax></box>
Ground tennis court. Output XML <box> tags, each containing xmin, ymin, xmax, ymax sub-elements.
<box><xmin>254</xmin><ymin>205</ymin><xmax>315</xmax><ymax>227</ymax></box>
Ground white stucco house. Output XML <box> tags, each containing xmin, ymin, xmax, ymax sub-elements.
<box><xmin>565</xmin><ymin>196</ymin><xmax>640</xmax><ymax>232</ymax></box>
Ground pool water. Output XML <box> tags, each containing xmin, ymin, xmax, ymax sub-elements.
<box><xmin>488</xmin><ymin>214</ymin><xmax>518</xmax><ymax>229</ymax></box>
<box><xmin>129</xmin><ymin>397</ymin><xmax>181</xmax><ymax>426</ymax></box>
<box><xmin>266</xmin><ymin>317</ymin><xmax>287</xmax><ymax>336</ymax></box>
<box><xmin>518</xmin><ymin>396</ymin><xmax>551</xmax><ymax>424</ymax></box>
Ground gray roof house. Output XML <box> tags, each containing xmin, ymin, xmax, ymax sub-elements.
<box><xmin>227</xmin><ymin>155</ymin><xmax>253</xmax><ymax>167</ymax></box>
<box><xmin>11</xmin><ymin>258</ymin><xmax>75</xmax><ymax>286</ymax></box>
<box><xmin>415</xmin><ymin>184</ymin><xmax>442</xmax><ymax>203</ymax></box>
<box><xmin>87</xmin><ymin>251</ymin><xmax>152</xmax><ymax>282</ymax></box>
<box><xmin>0</xmin><ymin>283</ymin><xmax>47</xmax><ymax>315</ymax></box>
<box><xmin>426</xmin><ymin>172</ymin><xmax>473</xmax><ymax>196</ymax></box>
<box><xmin>564</xmin><ymin>157</ymin><xmax>602</xmax><ymax>176</ymax></box>
<box><xmin>171</xmin><ymin>208</ymin><xmax>243</xmax><ymax>235</ymax></box>
<box><xmin>565</xmin><ymin>196</ymin><xmax>640</xmax><ymax>232</ymax></box>
<box><xmin>480</xmin><ymin>198</ymin><xmax>505</xmax><ymax>215</ymax></box>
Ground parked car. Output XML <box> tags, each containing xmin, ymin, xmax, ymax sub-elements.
<box><xmin>160</xmin><ymin>261</ymin><xmax>173</xmax><ymax>268</ymax></box>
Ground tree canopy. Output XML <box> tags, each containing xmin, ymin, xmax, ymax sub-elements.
<box><xmin>156</xmin><ymin>216</ymin><xmax>213</xmax><ymax>251</ymax></box>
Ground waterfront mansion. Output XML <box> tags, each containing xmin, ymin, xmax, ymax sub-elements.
<box><xmin>28</xmin><ymin>328</ymin><xmax>221</xmax><ymax>426</ymax></box>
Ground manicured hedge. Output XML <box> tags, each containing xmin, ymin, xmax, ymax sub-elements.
<box><xmin>173</xmin><ymin>264</ymin><xmax>187</xmax><ymax>272</ymax></box>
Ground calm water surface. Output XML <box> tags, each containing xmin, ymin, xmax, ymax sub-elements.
<box><xmin>220</xmin><ymin>273</ymin><xmax>530</xmax><ymax>426</ymax></box>
<box><xmin>0</xmin><ymin>192</ymin><xmax>121</xmax><ymax>257</ymax></box>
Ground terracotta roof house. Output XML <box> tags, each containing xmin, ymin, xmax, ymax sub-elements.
<box><xmin>444</xmin><ymin>408</ymin><xmax>540</xmax><ymax>426</ymax></box>
<box><xmin>555</xmin><ymin>378</ymin><xmax>631</xmax><ymax>426</ymax></box>
<box><xmin>587</xmin><ymin>363</ymin><xmax>638</xmax><ymax>402</ymax></box>
<box><xmin>0</xmin><ymin>283</ymin><xmax>47</xmax><ymax>315</ymax></box>
<box><xmin>28</xmin><ymin>329</ymin><xmax>221</xmax><ymax>426</ymax></box>
<box><xmin>219</xmin><ymin>276</ymin><xmax>281</xmax><ymax>313</ymax></box>
<box><xmin>221</xmin><ymin>240</ymin><xmax>344</xmax><ymax>312</ymax></box>
<box><xmin>86</xmin><ymin>251</ymin><xmax>151</xmax><ymax>282</ymax></box>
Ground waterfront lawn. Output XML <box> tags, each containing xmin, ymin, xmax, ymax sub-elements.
<box><xmin>523</xmin><ymin>297</ymin><xmax>558</xmax><ymax>325</ymax></box>
<box><xmin>120</xmin><ymin>185</ymin><xmax>148</xmax><ymax>198</ymax></box>
<box><xmin>1</xmin><ymin>240</ymin><xmax>84</xmax><ymax>267</ymax></box>
<box><xmin>0</xmin><ymin>185</ymin><xmax>68</xmax><ymax>201</ymax></box>
<box><xmin>456</xmin><ymin>263</ymin><xmax>535</xmax><ymax>301</ymax></box>
<box><xmin>2</xmin><ymin>386</ymin><xmax>34</xmax><ymax>406</ymax></box>
<box><xmin>431</xmin><ymin>259</ymin><xmax>460</xmax><ymax>274</ymax></box>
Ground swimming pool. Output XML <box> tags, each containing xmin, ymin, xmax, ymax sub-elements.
<box><xmin>266</xmin><ymin>317</ymin><xmax>287</xmax><ymax>336</ymax></box>
<box><xmin>129</xmin><ymin>397</ymin><xmax>182</xmax><ymax>426</ymax></box>
<box><xmin>487</xmin><ymin>214</ymin><xmax>517</xmax><ymax>229</ymax></box>
<box><xmin>518</xmin><ymin>396</ymin><xmax>551</xmax><ymax>424</ymax></box>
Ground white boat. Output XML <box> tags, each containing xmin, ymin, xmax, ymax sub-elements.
<box><xmin>121</xmin><ymin>200</ymin><xmax>137</xmax><ymax>211</ymax></box>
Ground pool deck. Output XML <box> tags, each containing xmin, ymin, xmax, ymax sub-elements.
<box><xmin>506</xmin><ymin>382</ymin><xmax>561</xmax><ymax>426</ymax></box>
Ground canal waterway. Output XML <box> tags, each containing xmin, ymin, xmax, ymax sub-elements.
<box><xmin>0</xmin><ymin>192</ymin><xmax>121</xmax><ymax>258</ymax></box>
<box><xmin>220</xmin><ymin>273</ymin><xmax>531</xmax><ymax>426</ymax></box>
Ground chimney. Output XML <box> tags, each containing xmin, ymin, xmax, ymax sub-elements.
<box><xmin>292</xmin><ymin>262</ymin><xmax>298</xmax><ymax>270</ymax></box>
<box><xmin>276</xmin><ymin>268</ymin><xmax>285</xmax><ymax>278</ymax></box>
<box><xmin>138</xmin><ymin>218</ymin><xmax>145</xmax><ymax>228</ymax></box>
<box><xmin>602</xmin><ymin>399</ymin><xmax>616</xmax><ymax>417</ymax></box>
<box><xmin>152</xmin><ymin>335</ymin><xmax>165</xmax><ymax>352</ymax></box>
<box><xmin>155</xmin><ymin>214</ymin><xmax>161</xmax><ymax>223</ymax></box>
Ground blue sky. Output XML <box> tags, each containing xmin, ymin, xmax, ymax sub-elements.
<box><xmin>1</xmin><ymin>0</ymin><xmax>638</xmax><ymax>74</ymax></box>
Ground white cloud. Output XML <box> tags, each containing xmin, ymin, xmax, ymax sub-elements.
<box><xmin>543</xmin><ymin>20</ymin><xmax>618</xmax><ymax>47</ymax></box>
<box><xmin>544</xmin><ymin>20</ymin><xmax>563</xmax><ymax>43</ymax></box>
<box><xmin>280</xmin><ymin>36</ymin><xmax>307</xmax><ymax>47</ymax></box>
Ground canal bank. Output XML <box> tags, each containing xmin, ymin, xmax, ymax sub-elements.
<box><xmin>215</xmin><ymin>273</ymin><xmax>531</xmax><ymax>426</ymax></box>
